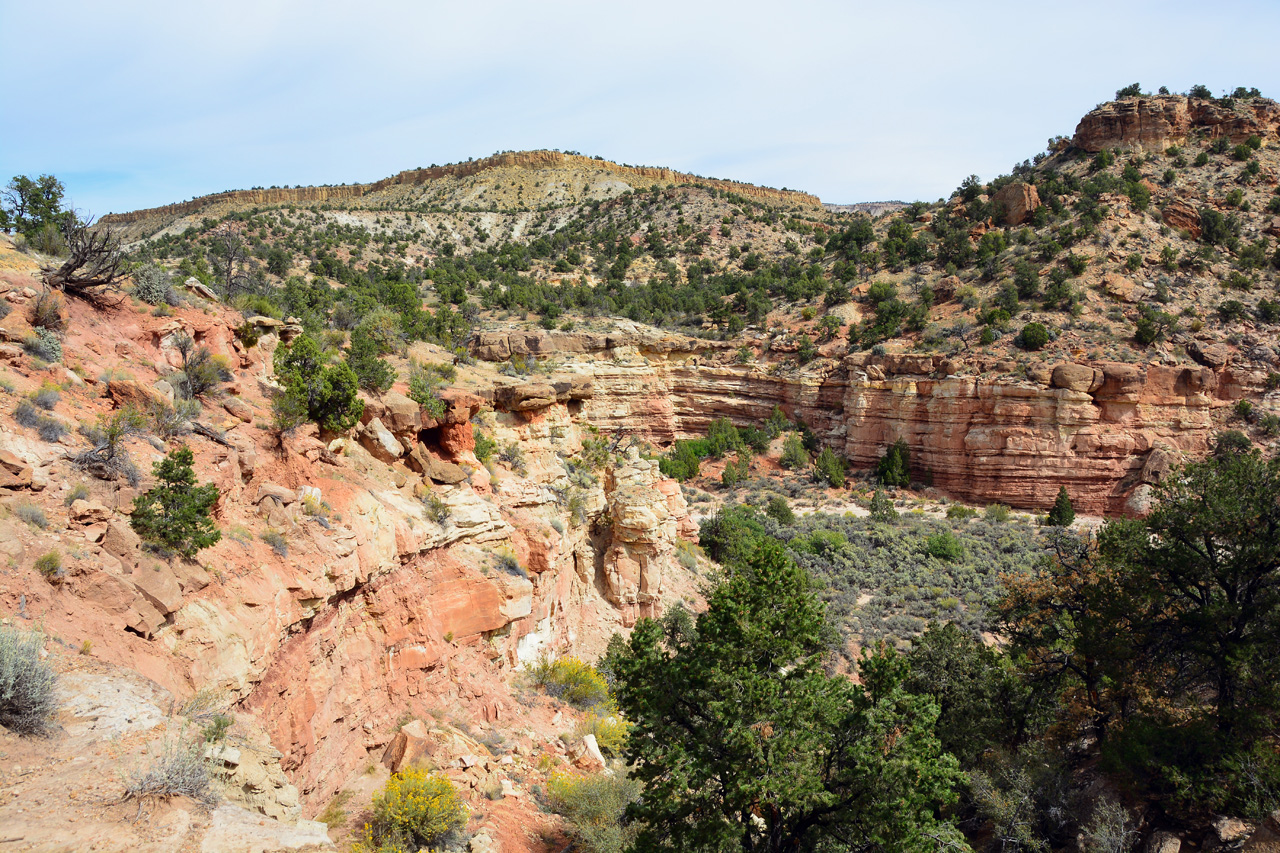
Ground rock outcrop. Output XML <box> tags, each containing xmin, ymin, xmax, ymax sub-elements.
<box><xmin>992</xmin><ymin>181</ymin><xmax>1041</xmax><ymax>226</ymax></box>
<box><xmin>468</xmin><ymin>329</ymin><xmax>1241</xmax><ymax>516</ymax></box>
<box><xmin>1073</xmin><ymin>94</ymin><xmax>1280</xmax><ymax>153</ymax></box>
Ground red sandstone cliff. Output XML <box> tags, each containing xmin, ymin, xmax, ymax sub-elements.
<box><xmin>1072</xmin><ymin>94</ymin><xmax>1280</xmax><ymax>152</ymax></box>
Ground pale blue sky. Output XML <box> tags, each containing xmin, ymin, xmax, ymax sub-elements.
<box><xmin>3</xmin><ymin>0</ymin><xmax>1278</xmax><ymax>215</ymax></box>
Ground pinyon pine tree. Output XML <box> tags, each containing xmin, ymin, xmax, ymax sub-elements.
<box><xmin>610</xmin><ymin>538</ymin><xmax>965</xmax><ymax>852</ymax></box>
<box><xmin>131</xmin><ymin>447</ymin><xmax>221</xmax><ymax>558</ymax></box>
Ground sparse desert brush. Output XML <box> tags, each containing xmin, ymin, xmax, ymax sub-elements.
<box><xmin>0</xmin><ymin>626</ymin><xmax>58</xmax><ymax>735</ymax></box>
<box><xmin>259</xmin><ymin>528</ymin><xmax>288</xmax><ymax>557</ymax></box>
<box><xmin>14</xmin><ymin>502</ymin><xmax>47</xmax><ymax>529</ymax></box>
<box><xmin>123</xmin><ymin>731</ymin><xmax>218</xmax><ymax>808</ymax></box>
<box><xmin>527</xmin><ymin>655</ymin><xmax>610</xmax><ymax>709</ymax></box>
<box><xmin>546</xmin><ymin>770</ymin><xmax>642</xmax><ymax>853</ymax></box>
<box><xmin>354</xmin><ymin>767</ymin><xmax>466</xmax><ymax>853</ymax></box>
<box><xmin>34</xmin><ymin>550</ymin><xmax>63</xmax><ymax>581</ymax></box>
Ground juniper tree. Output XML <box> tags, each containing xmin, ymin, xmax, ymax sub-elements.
<box><xmin>130</xmin><ymin>447</ymin><xmax>221</xmax><ymax>559</ymax></box>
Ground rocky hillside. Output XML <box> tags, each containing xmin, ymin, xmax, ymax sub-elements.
<box><xmin>3</xmin><ymin>87</ymin><xmax>1280</xmax><ymax>852</ymax></box>
<box><xmin>0</xmin><ymin>234</ymin><xmax>702</xmax><ymax>851</ymax></box>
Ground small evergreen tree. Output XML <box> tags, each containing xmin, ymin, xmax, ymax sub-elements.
<box><xmin>346</xmin><ymin>325</ymin><xmax>396</xmax><ymax>394</ymax></box>
<box><xmin>869</xmin><ymin>488</ymin><xmax>897</xmax><ymax>523</ymax></box>
<box><xmin>779</xmin><ymin>433</ymin><xmax>808</xmax><ymax>469</ymax></box>
<box><xmin>765</xmin><ymin>495</ymin><xmax>796</xmax><ymax>525</ymax></box>
<box><xmin>130</xmin><ymin>447</ymin><xmax>221</xmax><ymax>558</ymax></box>
<box><xmin>1046</xmin><ymin>485</ymin><xmax>1075</xmax><ymax>527</ymax></box>
<box><xmin>274</xmin><ymin>333</ymin><xmax>363</xmax><ymax>432</ymax></box>
<box><xmin>813</xmin><ymin>447</ymin><xmax>845</xmax><ymax>488</ymax></box>
<box><xmin>876</xmin><ymin>438</ymin><xmax>911</xmax><ymax>487</ymax></box>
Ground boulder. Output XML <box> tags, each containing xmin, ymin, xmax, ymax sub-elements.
<box><xmin>436</xmin><ymin>388</ymin><xmax>485</xmax><ymax>425</ymax></box>
<box><xmin>0</xmin><ymin>307</ymin><xmax>33</xmax><ymax>343</ymax></box>
<box><xmin>69</xmin><ymin>499</ymin><xmax>112</xmax><ymax>525</ymax></box>
<box><xmin>1148</xmin><ymin>831</ymin><xmax>1181</xmax><ymax>853</ymax></box>
<box><xmin>381</xmin><ymin>392</ymin><xmax>421</xmax><ymax>435</ymax></box>
<box><xmin>106</xmin><ymin>379</ymin><xmax>170</xmax><ymax>412</ymax></box>
<box><xmin>1187</xmin><ymin>340</ymin><xmax>1230</xmax><ymax>368</ymax></box>
<box><xmin>0</xmin><ymin>449</ymin><xmax>34</xmax><ymax>489</ymax></box>
<box><xmin>1050</xmin><ymin>363</ymin><xmax>1103</xmax><ymax>393</ymax></box>
<box><xmin>1215</xmin><ymin>817</ymin><xmax>1254</xmax><ymax>846</ymax></box>
<box><xmin>382</xmin><ymin>719</ymin><xmax>437</xmax><ymax>773</ymax></box>
<box><xmin>101</xmin><ymin>519</ymin><xmax>141</xmax><ymax>565</ymax></box>
<box><xmin>992</xmin><ymin>181</ymin><xmax>1041</xmax><ymax>226</ymax></box>
<box><xmin>358</xmin><ymin>418</ymin><xmax>404</xmax><ymax>463</ymax></box>
<box><xmin>255</xmin><ymin>483</ymin><xmax>296</xmax><ymax>505</ymax></box>
<box><xmin>493</xmin><ymin>382</ymin><xmax>557</xmax><ymax>412</ymax></box>
<box><xmin>222</xmin><ymin>397</ymin><xmax>253</xmax><ymax>423</ymax></box>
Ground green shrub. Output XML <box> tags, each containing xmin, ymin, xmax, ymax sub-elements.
<box><xmin>528</xmin><ymin>655</ymin><xmax>610</xmax><ymax>708</ymax></box>
<box><xmin>473</xmin><ymin>429</ymin><xmax>497</xmax><ymax>463</ymax></box>
<box><xmin>356</xmin><ymin>768</ymin><xmax>465</xmax><ymax>853</ymax></box>
<box><xmin>33</xmin><ymin>550</ymin><xmax>62</xmax><ymax>580</ymax></box>
<box><xmin>546</xmin><ymin>771</ymin><xmax>642</xmax><ymax>853</ymax></box>
<box><xmin>407</xmin><ymin>361</ymin><xmax>448</xmax><ymax>419</ymax></box>
<box><xmin>274</xmin><ymin>334</ymin><xmax>363</xmax><ymax>433</ymax></box>
<box><xmin>64</xmin><ymin>482</ymin><xmax>90</xmax><ymax>505</ymax></box>
<box><xmin>0</xmin><ymin>627</ymin><xmax>58</xmax><ymax>735</ymax></box>
<box><xmin>876</xmin><ymin>439</ymin><xmax>911</xmax><ymax>488</ymax></box>
<box><xmin>926</xmin><ymin>530</ymin><xmax>964</xmax><ymax>562</ymax></box>
<box><xmin>130</xmin><ymin>447</ymin><xmax>221</xmax><ymax>559</ymax></box>
<box><xmin>1018</xmin><ymin>322</ymin><xmax>1050</xmax><ymax>351</ymax></box>
<box><xmin>946</xmin><ymin>504</ymin><xmax>978</xmax><ymax>521</ymax></box>
<box><xmin>346</xmin><ymin>326</ymin><xmax>396</xmax><ymax>394</ymax></box>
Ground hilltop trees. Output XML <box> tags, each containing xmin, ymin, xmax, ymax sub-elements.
<box><xmin>1</xmin><ymin>174</ymin><xmax>69</xmax><ymax>237</ymax></box>
<box><xmin>610</xmin><ymin>538</ymin><xmax>965</xmax><ymax>853</ymax></box>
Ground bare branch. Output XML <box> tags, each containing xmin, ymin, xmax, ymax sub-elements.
<box><xmin>41</xmin><ymin>217</ymin><xmax>127</xmax><ymax>306</ymax></box>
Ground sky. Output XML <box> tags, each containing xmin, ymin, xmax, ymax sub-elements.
<box><xmin>3</xmin><ymin>0</ymin><xmax>1279</xmax><ymax>216</ymax></box>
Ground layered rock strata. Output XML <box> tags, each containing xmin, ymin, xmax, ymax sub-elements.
<box><xmin>472</xmin><ymin>329</ymin><xmax>1262</xmax><ymax>515</ymax></box>
<box><xmin>1073</xmin><ymin>94</ymin><xmax>1280</xmax><ymax>153</ymax></box>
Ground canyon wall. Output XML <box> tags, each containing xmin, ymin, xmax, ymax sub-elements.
<box><xmin>472</xmin><ymin>329</ymin><xmax>1261</xmax><ymax>515</ymax></box>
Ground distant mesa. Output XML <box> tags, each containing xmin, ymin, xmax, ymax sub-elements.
<box><xmin>100</xmin><ymin>149</ymin><xmax>822</xmax><ymax>225</ymax></box>
<box><xmin>823</xmin><ymin>201</ymin><xmax>908</xmax><ymax>217</ymax></box>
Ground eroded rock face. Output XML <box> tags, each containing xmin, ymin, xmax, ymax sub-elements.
<box><xmin>1073</xmin><ymin>94</ymin><xmax>1280</xmax><ymax>153</ymax></box>
<box><xmin>600</xmin><ymin>450</ymin><xmax>687</xmax><ymax>626</ymax></box>
<box><xmin>472</xmin><ymin>331</ymin><xmax>1235</xmax><ymax>516</ymax></box>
